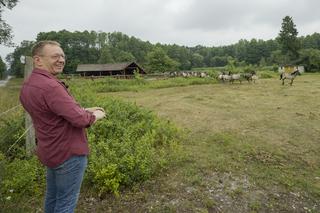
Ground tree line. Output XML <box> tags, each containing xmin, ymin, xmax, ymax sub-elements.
<box><xmin>2</xmin><ymin>16</ymin><xmax>320</xmax><ymax>77</ymax></box>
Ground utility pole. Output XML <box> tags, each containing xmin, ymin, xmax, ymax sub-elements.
<box><xmin>23</xmin><ymin>56</ymin><xmax>36</xmax><ymax>155</ymax></box>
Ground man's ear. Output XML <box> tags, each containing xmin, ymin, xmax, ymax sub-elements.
<box><xmin>33</xmin><ymin>56</ymin><xmax>42</xmax><ymax>66</ymax></box>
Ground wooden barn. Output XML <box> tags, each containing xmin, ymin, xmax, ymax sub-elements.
<box><xmin>76</xmin><ymin>62</ymin><xmax>146</xmax><ymax>77</ymax></box>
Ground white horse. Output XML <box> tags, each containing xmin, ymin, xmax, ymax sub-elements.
<box><xmin>230</xmin><ymin>73</ymin><xmax>242</xmax><ymax>84</ymax></box>
<box><xmin>219</xmin><ymin>72</ymin><xmax>232</xmax><ymax>82</ymax></box>
<box><xmin>251</xmin><ymin>74</ymin><xmax>259</xmax><ymax>83</ymax></box>
<box><xmin>182</xmin><ymin>72</ymin><xmax>188</xmax><ymax>77</ymax></box>
<box><xmin>280</xmin><ymin>70</ymin><xmax>301</xmax><ymax>86</ymax></box>
<box><xmin>200</xmin><ymin>72</ymin><xmax>207</xmax><ymax>78</ymax></box>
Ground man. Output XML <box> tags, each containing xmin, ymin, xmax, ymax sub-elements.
<box><xmin>20</xmin><ymin>40</ymin><xmax>105</xmax><ymax>213</ymax></box>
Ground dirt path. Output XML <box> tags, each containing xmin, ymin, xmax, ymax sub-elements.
<box><xmin>0</xmin><ymin>76</ymin><xmax>13</xmax><ymax>87</ymax></box>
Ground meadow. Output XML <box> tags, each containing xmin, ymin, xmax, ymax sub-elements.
<box><xmin>0</xmin><ymin>73</ymin><xmax>319</xmax><ymax>212</ymax></box>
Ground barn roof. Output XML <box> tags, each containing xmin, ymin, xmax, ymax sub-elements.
<box><xmin>76</xmin><ymin>62</ymin><xmax>144</xmax><ymax>72</ymax></box>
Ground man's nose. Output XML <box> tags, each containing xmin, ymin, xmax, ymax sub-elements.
<box><xmin>58</xmin><ymin>56</ymin><xmax>65</xmax><ymax>62</ymax></box>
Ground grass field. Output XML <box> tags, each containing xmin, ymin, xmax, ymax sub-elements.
<box><xmin>1</xmin><ymin>74</ymin><xmax>319</xmax><ymax>212</ymax></box>
<box><xmin>81</xmin><ymin>74</ymin><xmax>320</xmax><ymax>212</ymax></box>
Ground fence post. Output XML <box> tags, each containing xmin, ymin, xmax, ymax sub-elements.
<box><xmin>24</xmin><ymin>56</ymin><xmax>36</xmax><ymax>155</ymax></box>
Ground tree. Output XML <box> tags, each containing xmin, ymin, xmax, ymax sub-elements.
<box><xmin>146</xmin><ymin>47</ymin><xmax>179</xmax><ymax>73</ymax></box>
<box><xmin>0</xmin><ymin>55</ymin><xmax>6</xmax><ymax>79</ymax></box>
<box><xmin>269</xmin><ymin>50</ymin><xmax>291</xmax><ymax>65</ymax></box>
<box><xmin>0</xmin><ymin>0</ymin><xmax>18</xmax><ymax>46</ymax></box>
<box><xmin>164</xmin><ymin>44</ymin><xmax>192</xmax><ymax>70</ymax></box>
<box><xmin>299</xmin><ymin>48</ymin><xmax>320</xmax><ymax>72</ymax></box>
<box><xmin>111</xmin><ymin>48</ymin><xmax>135</xmax><ymax>62</ymax></box>
<box><xmin>226</xmin><ymin>56</ymin><xmax>237</xmax><ymax>72</ymax></box>
<box><xmin>259</xmin><ymin>57</ymin><xmax>267</xmax><ymax>67</ymax></box>
<box><xmin>210</xmin><ymin>56</ymin><xmax>228</xmax><ymax>67</ymax></box>
<box><xmin>115</xmin><ymin>51</ymin><xmax>135</xmax><ymax>62</ymax></box>
<box><xmin>98</xmin><ymin>45</ymin><xmax>114</xmax><ymax>63</ymax></box>
<box><xmin>191</xmin><ymin>53</ymin><xmax>204</xmax><ymax>67</ymax></box>
<box><xmin>6</xmin><ymin>40</ymin><xmax>33</xmax><ymax>77</ymax></box>
<box><xmin>95</xmin><ymin>31</ymin><xmax>108</xmax><ymax>49</ymax></box>
<box><xmin>234</xmin><ymin>39</ymin><xmax>248</xmax><ymax>62</ymax></box>
<box><xmin>301</xmin><ymin>33</ymin><xmax>320</xmax><ymax>50</ymax></box>
<box><xmin>278</xmin><ymin>16</ymin><xmax>300</xmax><ymax>61</ymax></box>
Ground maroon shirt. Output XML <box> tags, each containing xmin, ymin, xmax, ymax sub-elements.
<box><xmin>20</xmin><ymin>68</ymin><xmax>95</xmax><ymax>168</ymax></box>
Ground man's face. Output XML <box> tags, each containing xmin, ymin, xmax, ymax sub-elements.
<box><xmin>34</xmin><ymin>44</ymin><xmax>65</xmax><ymax>75</ymax></box>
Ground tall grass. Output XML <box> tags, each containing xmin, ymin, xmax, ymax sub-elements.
<box><xmin>66</xmin><ymin>76</ymin><xmax>217</xmax><ymax>93</ymax></box>
<box><xmin>0</xmin><ymin>78</ymin><xmax>25</xmax><ymax>157</ymax></box>
<box><xmin>0</xmin><ymin>78</ymin><xmax>23</xmax><ymax>112</ymax></box>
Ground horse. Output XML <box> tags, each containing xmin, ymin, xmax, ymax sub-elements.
<box><xmin>217</xmin><ymin>72</ymin><xmax>226</xmax><ymax>82</ymax></box>
<box><xmin>230</xmin><ymin>73</ymin><xmax>242</xmax><ymax>84</ymax></box>
<box><xmin>242</xmin><ymin>71</ymin><xmax>256</xmax><ymax>83</ymax></box>
<box><xmin>280</xmin><ymin>70</ymin><xmax>301</xmax><ymax>86</ymax></box>
<box><xmin>220</xmin><ymin>71</ymin><xmax>232</xmax><ymax>82</ymax></box>
<box><xmin>200</xmin><ymin>72</ymin><xmax>207</xmax><ymax>78</ymax></box>
<box><xmin>251</xmin><ymin>74</ymin><xmax>258</xmax><ymax>83</ymax></box>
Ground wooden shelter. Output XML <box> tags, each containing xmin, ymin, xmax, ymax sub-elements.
<box><xmin>278</xmin><ymin>65</ymin><xmax>304</xmax><ymax>73</ymax></box>
<box><xmin>76</xmin><ymin>62</ymin><xmax>146</xmax><ymax>77</ymax></box>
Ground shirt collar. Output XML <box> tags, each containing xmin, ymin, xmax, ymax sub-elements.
<box><xmin>32</xmin><ymin>68</ymin><xmax>68</xmax><ymax>89</ymax></box>
<box><xmin>33</xmin><ymin>68</ymin><xmax>57</xmax><ymax>80</ymax></box>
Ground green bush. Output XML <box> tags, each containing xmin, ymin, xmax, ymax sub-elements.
<box><xmin>85</xmin><ymin>98</ymin><xmax>181</xmax><ymax>195</ymax></box>
<box><xmin>259</xmin><ymin>71</ymin><xmax>276</xmax><ymax>79</ymax></box>
<box><xmin>0</xmin><ymin>156</ymin><xmax>45</xmax><ymax>203</ymax></box>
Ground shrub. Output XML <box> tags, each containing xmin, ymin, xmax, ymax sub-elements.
<box><xmin>0</xmin><ymin>156</ymin><xmax>45</xmax><ymax>203</ymax></box>
<box><xmin>85</xmin><ymin>98</ymin><xmax>181</xmax><ymax>195</ymax></box>
<box><xmin>259</xmin><ymin>71</ymin><xmax>275</xmax><ymax>79</ymax></box>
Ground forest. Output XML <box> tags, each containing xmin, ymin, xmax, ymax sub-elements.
<box><xmin>1</xmin><ymin>16</ymin><xmax>320</xmax><ymax>78</ymax></box>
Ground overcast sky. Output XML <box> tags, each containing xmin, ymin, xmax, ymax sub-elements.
<box><xmin>1</xmin><ymin>0</ymin><xmax>320</xmax><ymax>60</ymax></box>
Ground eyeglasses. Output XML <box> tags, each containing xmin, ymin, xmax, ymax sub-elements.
<box><xmin>39</xmin><ymin>54</ymin><xmax>66</xmax><ymax>60</ymax></box>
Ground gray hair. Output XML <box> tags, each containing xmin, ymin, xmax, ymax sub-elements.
<box><xmin>31</xmin><ymin>40</ymin><xmax>61</xmax><ymax>56</ymax></box>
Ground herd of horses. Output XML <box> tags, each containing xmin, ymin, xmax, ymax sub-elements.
<box><xmin>169</xmin><ymin>69</ymin><xmax>302</xmax><ymax>86</ymax></box>
<box><xmin>217</xmin><ymin>71</ymin><xmax>259</xmax><ymax>84</ymax></box>
<box><xmin>218</xmin><ymin>70</ymin><xmax>301</xmax><ymax>85</ymax></box>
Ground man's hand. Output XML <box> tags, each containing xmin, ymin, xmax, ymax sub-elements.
<box><xmin>92</xmin><ymin>110</ymin><xmax>106</xmax><ymax>122</ymax></box>
<box><xmin>85</xmin><ymin>107</ymin><xmax>105</xmax><ymax>113</ymax></box>
<box><xmin>85</xmin><ymin>107</ymin><xmax>106</xmax><ymax>122</ymax></box>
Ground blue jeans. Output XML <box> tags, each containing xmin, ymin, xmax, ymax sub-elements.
<box><xmin>44</xmin><ymin>155</ymin><xmax>87</xmax><ymax>213</ymax></box>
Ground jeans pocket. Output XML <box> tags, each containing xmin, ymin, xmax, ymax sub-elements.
<box><xmin>55</xmin><ymin>156</ymin><xmax>82</xmax><ymax>175</ymax></box>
